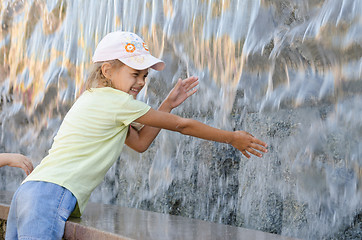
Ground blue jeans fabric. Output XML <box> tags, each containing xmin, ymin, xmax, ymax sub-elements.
<box><xmin>5</xmin><ymin>181</ymin><xmax>77</xmax><ymax>240</ymax></box>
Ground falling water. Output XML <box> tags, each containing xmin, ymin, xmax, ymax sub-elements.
<box><xmin>0</xmin><ymin>0</ymin><xmax>361</xmax><ymax>239</ymax></box>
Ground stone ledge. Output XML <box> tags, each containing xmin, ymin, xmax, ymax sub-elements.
<box><xmin>0</xmin><ymin>191</ymin><xmax>299</xmax><ymax>240</ymax></box>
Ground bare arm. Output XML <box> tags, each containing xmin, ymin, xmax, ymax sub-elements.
<box><xmin>135</xmin><ymin>109</ymin><xmax>268</xmax><ymax>158</ymax></box>
<box><xmin>125</xmin><ymin>100</ymin><xmax>172</xmax><ymax>152</ymax></box>
<box><xmin>0</xmin><ymin>153</ymin><xmax>34</xmax><ymax>175</ymax></box>
<box><xmin>126</xmin><ymin>77</ymin><xmax>198</xmax><ymax>152</ymax></box>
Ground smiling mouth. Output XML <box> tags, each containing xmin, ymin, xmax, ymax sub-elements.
<box><xmin>131</xmin><ymin>88</ymin><xmax>139</xmax><ymax>93</ymax></box>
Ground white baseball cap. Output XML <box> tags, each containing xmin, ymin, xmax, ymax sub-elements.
<box><xmin>92</xmin><ymin>31</ymin><xmax>165</xmax><ymax>71</ymax></box>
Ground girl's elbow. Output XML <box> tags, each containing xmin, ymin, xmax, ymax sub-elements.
<box><xmin>133</xmin><ymin>144</ymin><xmax>149</xmax><ymax>153</ymax></box>
<box><xmin>138</xmin><ymin>147</ymin><xmax>148</xmax><ymax>153</ymax></box>
<box><xmin>132</xmin><ymin>147</ymin><xmax>146</xmax><ymax>153</ymax></box>
<box><xmin>126</xmin><ymin>142</ymin><xmax>149</xmax><ymax>153</ymax></box>
<box><xmin>176</xmin><ymin>118</ymin><xmax>194</xmax><ymax>135</ymax></box>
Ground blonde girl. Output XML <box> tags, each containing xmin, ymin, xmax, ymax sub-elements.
<box><xmin>6</xmin><ymin>31</ymin><xmax>267</xmax><ymax>239</ymax></box>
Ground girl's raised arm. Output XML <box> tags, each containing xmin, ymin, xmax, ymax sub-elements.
<box><xmin>125</xmin><ymin>77</ymin><xmax>198</xmax><ymax>152</ymax></box>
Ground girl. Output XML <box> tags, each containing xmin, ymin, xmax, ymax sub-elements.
<box><xmin>0</xmin><ymin>153</ymin><xmax>33</xmax><ymax>175</ymax></box>
<box><xmin>6</xmin><ymin>31</ymin><xmax>267</xmax><ymax>239</ymax></box>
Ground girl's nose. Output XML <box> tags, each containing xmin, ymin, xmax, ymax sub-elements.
<box><xmin>138</xmin><ymin>78</ymin><xmax>146</xmax><ymax>86</ymax></box>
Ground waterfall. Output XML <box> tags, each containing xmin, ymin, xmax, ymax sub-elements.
<box><xmin>0</xmin><ymin>0</ymin><xmax>361</xmax><ymax>239</ymax></box>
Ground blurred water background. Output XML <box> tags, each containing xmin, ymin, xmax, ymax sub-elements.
<box><xmin>0</xmin><ymin>0</ymin><xmax>361</xmax><ymax>239</ymax></box>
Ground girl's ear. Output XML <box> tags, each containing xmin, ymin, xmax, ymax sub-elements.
<box><xmin>101</xmin><ymin>62</ymin><xmax>113</xmax><ymax>79</ymax></box>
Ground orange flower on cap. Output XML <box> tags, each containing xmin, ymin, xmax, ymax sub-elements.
<box><xmin>143</xmin><ymin>43</ymin><xmax>149</xmax><ymax>51</ymax></box>
<box><xmin>125</xmin><ymin>43</ymin><xmax>136</xmax><ymax>53</ymax></box>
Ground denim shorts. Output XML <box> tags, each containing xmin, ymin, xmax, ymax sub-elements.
<box><xmin>5</xmin><ymin>181</ymin><xmax>77</xmax><ymax>240</ymax></box>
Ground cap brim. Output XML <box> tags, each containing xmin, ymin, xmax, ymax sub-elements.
<box><xmin>118</xmin><ymin>55</ymin><xmax>165</xmax><ymax>71</ymax></box>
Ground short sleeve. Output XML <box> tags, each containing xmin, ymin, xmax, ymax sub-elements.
<box><xmin>115</xmin><ymin>95</ymin><xmax>151</xmax><ymax>126</ymax></box>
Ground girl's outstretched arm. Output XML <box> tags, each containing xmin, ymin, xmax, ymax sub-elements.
<box><xmin>135</xmin><ymin>109</ymin><xmax>268</xmax><ymax>158</ymax></box>
<box><xmin>0</xmin><ymin>153</ymin><xmax>34</xmax><ymax>175</ymax></box>
<box><xmin>126</xmin><ymin>77</ymin><xmax>199</xmax><ymax>152</ymax></box>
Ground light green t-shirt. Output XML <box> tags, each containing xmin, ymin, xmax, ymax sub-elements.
<box><xmin>24</xmin><ymin>87</ymin><xmax>151</xmax><ymax>217</ymax></box>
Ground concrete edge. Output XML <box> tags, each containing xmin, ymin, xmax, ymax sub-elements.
<box><xmin>0</xmin><ymin>203</ymin><xmax>129</xmax><ymax>240</ymax></box>
<box><xmin>64</xmin><ymin>221</ymin><xmax>133</xmax><ymax>240</ymax></box>
<box><xmin>0</xmin><ymin>190</ymin><xmax>301</xmax><ymax>240</ymax></box>
<box><xmin>0</xmin><ymin>203</ymin><xmax>9</xmax><ymax>221</ymax></box>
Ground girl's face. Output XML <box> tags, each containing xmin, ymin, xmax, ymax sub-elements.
<box><xmin>110</xmin><ymin>64</ymin><xmax>148</xmax><ymax>98</ymax></box>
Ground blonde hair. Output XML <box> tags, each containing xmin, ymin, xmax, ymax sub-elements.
<box><xmin>84</xmin><ymin>59</ymin><xmax>124</xmax><ymax>90</ymax></box>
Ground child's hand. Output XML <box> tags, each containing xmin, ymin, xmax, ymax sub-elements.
<box><xmin>231</xmin><ymin>131</ymin><xmax>268</xmax><ymax>158</ymax></box>
<box><xmin>4</xmin><ymin>153</ymin><xmax>34</xmax><ymax>175</ymax></box>
<box><xmin>165</xmin><ymin>76</ymin><xmax>199</xmax><ymax>109</ymax></box>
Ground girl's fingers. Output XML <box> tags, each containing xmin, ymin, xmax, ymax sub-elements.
<box><xmin>186</xmin><ymin>88</ymin><xmax>198</xmax><ymax>97</ymax></box>
<box><xmin>24</xmin><ymin>159</ymin><xmax>34</xmax><ymax>172</ymax></box>
<box><xmin>21</xmin><ymin>164</ymin><xmax>30</xmax><ymax>175</ymax></box>
<box><xmin>241</xmin><ymin>150</ymin><xmax>250</xmax><ymax>159</ymax></box>
<box><xmin>185</xmin><ymin>81</ymin><xmax>199</xmax><ymax>92</ymax></box>
<box><xmin>21</xmin><ymin>157</ymin><xmax>33</xmax><ymax>175</ymax></box>
<box><xmin>250</xmin><ymin>143</ymin><xmax>268</xmax><ymax>153</ymax></box>
<box><xmin>176</xmin><ymin>78</ymin><xmax>183</xmax><ymax>87</ymax></box>
<box><xmin>253</xmin><ymin>138</ymin><xmax>268</xmax><ymax>148</ymax></box>
<box><xmin>247</xmin><ymin>148</ymin><xmax>263</xmax><ymax>157</ymax></box>
<box><xmin>182</xmin><ymin>76</ymin><xmax>198</xmax><ymax>86</ymax></box>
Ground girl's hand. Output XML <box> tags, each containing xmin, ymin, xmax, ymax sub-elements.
<box><xmin>127</xmin><ymin>77</ymin><xmax>199</xmax><ymax>152</ymax></box>
<box><xmin>164</xmin><ymin>76</ymin><xmax>199</xmax><ymax>109</ymax></box>
<box><xmin>231</xmin><ymin>131</ymin><xmax>268</xmax><ymax>158</ymax></box>
<box><xmin>5</xmin><ymin>153</ymin><xmax>34</xmax><ymax>175</ymax></box>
